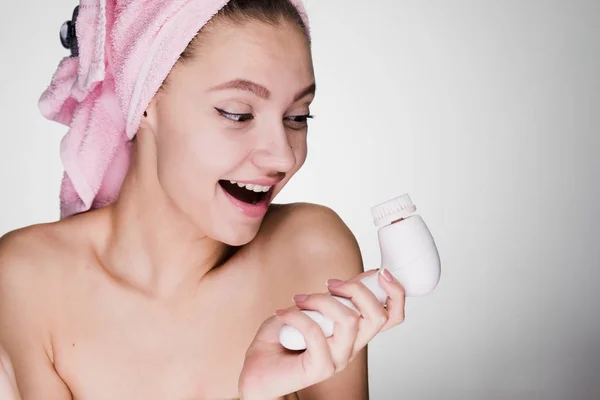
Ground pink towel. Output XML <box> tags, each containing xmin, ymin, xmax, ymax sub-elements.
<box><xmin>38</xmin><ymin>0</ymin><xmax>310</xmax><ymax>219</ymax></box>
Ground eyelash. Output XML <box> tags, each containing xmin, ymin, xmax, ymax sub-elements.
<box><xmin>215</xmin><ymin>108</ymin><xmax>314</xmax><ymax>129</ymax></box>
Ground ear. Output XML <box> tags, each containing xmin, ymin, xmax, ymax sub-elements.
<box><xmin>138</xmin><ymin>96</ymin><xmax>160</xmax><ymax>137</ymax></box>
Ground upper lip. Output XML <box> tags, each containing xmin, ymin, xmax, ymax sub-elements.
<box><xmin>223</xmin><ymin>178</ymin><xmax>283</xmax><ymax>186</ymax></box>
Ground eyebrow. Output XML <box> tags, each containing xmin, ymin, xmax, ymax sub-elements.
<box><xmin>209</xmin><ymin>79</ymin><xmax>316</xmax><ymax>102</ymax></box>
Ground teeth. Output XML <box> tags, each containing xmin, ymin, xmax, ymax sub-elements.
<box><xmin>229</xmin><ymin>180</ymin><xmax>271</xmax><ymax>193</ymax></box>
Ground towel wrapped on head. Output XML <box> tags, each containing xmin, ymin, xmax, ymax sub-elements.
<box><xmin>38</xmin><ymin>0</ymin><xmax>310</xmax><ymax>219</ymax></box>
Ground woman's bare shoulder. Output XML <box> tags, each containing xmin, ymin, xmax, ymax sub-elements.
<box><xmin>0</xmin><ymin>222</ymin><xmax>81</xmax><ymax>396</ymax></box>
<box><xmin>254</xmin><ymin>202</ymin><xmax>366</xmax><ymax>293</ymax></box>
<box><xmin>0</xmin><ymin>221</ymin><xmax>78</xmax><ymax>299</ymax></box>
<box><xmin>261</xmin><ymin>202</ymin><xmax>358</xmax><ymax>247</ymax></box>
<box><xmin>1</xmin><ymin>223</ymin><xmax>58</xmax><ymax>267</ymax></box>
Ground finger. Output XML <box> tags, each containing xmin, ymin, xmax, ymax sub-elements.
<box><xmin>248</xmin><ymin>306</ymin><xmax>294</xmax><ymax>346</ymax></box>
<box><xmin>326</xmin><ymin>279</ymin><xmax>389</xmax><ymax>352</ymax></box>
<box><xmin>293</xmin><ymin>293</ymin><xmax>359</xmax><ymax>372</ymax></box>
<box><xmin>345</xmin><ymin>268</ymin><xmax>380</xmax><ymax>284</ymax></box>
<box><xmin>376</xmin><ymin>268</ymin><xmax>406</xmax><ymax>332</ymax></box>
<box><xmin>275</xmin><ymin>308</ymin><xmax>336</xmax><ymax>383</ymax></box>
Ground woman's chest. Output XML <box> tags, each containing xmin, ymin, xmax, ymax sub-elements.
<box><xmin>52</xmin><ymin>270</ymin><xmax>277</xmax><ymax>399</ymax></box>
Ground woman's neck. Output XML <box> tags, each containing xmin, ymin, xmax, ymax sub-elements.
<box><xmin>94</xmin><ymin>132</ymin><xmax>230</xmax><ymax>299</ymax></box>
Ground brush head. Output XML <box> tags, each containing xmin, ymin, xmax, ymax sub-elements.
<box><xmin>370</xmin><ymin>194</ymin><xmax>416</xmax><ymax>227</ymax></box>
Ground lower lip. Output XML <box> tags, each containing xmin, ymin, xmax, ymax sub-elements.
<box><xmin>220</xmin><ymin>185</ymin><xmax>273</xmax><ymax>218</ymax></box>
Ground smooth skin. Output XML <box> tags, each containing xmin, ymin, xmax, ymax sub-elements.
<box><xmin>0</xmin><ymin>18</ymin><xmax>406</xmax><ymax>400</ymax></box>
<box><xmin>0</xmin><ymin>345</ymin><xmax>19</xmax><ymax>399</ymax></box>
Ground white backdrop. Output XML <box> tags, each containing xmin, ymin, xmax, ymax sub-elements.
<box><xmin>1</xmin><ymin>1</ymin><xmax>599</xmax><ymax>399</ymax></box>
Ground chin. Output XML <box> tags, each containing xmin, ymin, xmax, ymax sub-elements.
<box><xmin>216</xmin><ymin>223</ymin><xmax>262</xmax><ymax>247</ymax></box>
<box><xmin>188</xmin><ymin>181</ymin><xmax>281</xmax><ymax>246</ymax></box>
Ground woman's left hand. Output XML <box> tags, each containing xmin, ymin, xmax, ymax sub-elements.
<box><xmin>238</xmin><ymin>268</ymin><xmax>406</xmax><ymax>399</ymax></box>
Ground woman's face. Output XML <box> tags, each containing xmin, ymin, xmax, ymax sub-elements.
<box><xmin>147</xmin><ymin>19</ymin><xmax>315</xmax><ymax>246</ymax></box>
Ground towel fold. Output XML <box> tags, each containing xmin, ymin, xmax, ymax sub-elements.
<box><xmin>38</xmin><ymin>0</ymin><xmax>310</xmax><ymax>218</ymax></box>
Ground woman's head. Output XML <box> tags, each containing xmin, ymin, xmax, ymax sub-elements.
<box><xmin>138</xmin><ymin>0</ymin><xmax>315</xmax><ymax>246</ymax></box>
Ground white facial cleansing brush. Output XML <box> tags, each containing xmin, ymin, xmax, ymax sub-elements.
<box><xmin>279</xmin><ymin>194</ymin><xmax>441</xmax><ymax>350</ymax></box>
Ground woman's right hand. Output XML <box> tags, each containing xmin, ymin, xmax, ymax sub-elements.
<box><xmin>238</xmin><ymin>268</ymin><xmax>407</xmax><ymax>399</ymax></box>
<box><xmin>0</xmin><ymin>343</ymin><xmax>21</xmax><ymax>400</ymax></box>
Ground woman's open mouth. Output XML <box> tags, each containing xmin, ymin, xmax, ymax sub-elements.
<box><xmin>218</xmin><ymin>180</ymin><xmax>273</xmax><ymax>205</ymax></box>
<box><xmin>218</xmin><ymin>180</ymin><xmax>274</xmax><ymax>218</ymax></box>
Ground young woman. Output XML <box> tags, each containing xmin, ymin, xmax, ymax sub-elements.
<box><xmin>0</xmin><ymin>1</ymin><xmax>406</xmax><ymax>398</ymax></box>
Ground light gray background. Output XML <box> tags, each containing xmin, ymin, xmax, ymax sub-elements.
<box><xmin>1</xmin><ymin>1</ymin><xmax>599</xmax><ymax>399</ymax></box>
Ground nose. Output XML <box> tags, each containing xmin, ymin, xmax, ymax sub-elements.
<box><xmin>251</xmin><ymin>126</ymin><xmax>297</xmax><ymax>173</ymax></box>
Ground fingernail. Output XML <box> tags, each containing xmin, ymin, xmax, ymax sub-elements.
<box><xmin>275</xmin><ymin>309</ymin><xmax>287</xmax><ymax>316</ymax></box>
<box><xmin>380</xmin><ymin>268</ymin><xmax>393</xmax><ymax>282</ymax></box>
<box><xmin>293</xmin><ymin>294</ymin><xmax>308</xmax><ymax>303</ymax></box>
<box><xmin>326</xmin><ymin>279</ymin><xmax>344</xmax><ymax>288</ymax></box>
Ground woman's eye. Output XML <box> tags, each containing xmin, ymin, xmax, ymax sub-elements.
<box><xmin>285</xmin><ymin>114</ymin><xmax>314</xmax><ymax>129</ymax></box>
<box><xmin>215</xmin><ymin>108</ymin><xmax>313</xmax><ymax>129</ymax></box>
<box><xmin>215</xmin><ymin>108</ymin><xmax>253</xmax><ymax>123</ymax></box>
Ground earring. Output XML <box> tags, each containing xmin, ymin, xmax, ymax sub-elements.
<box><xmin>143</xmin><ymin>111</ymin><xmax>147</xmax><ymax>117</ymax></box>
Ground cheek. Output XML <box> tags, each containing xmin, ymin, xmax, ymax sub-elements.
<box><xmin>157</xmin><ymin>124</ymin><xmax>250</xmax><ymax>194</ymax></box>
<box><xmin>290</xmin><ymin>132</ymin><xmax>308</xmax><ymax>168</ymax></box>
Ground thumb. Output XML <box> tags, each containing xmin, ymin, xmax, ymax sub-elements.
<box><xmin>347</xmin><ymin>267</ymin><xmax>380</xmax><ymax>283</ymax></box>
<box><xmin>250</xmin><ymin>305</ymin><xmax>296</xmax><ymax>345</ymax></box>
